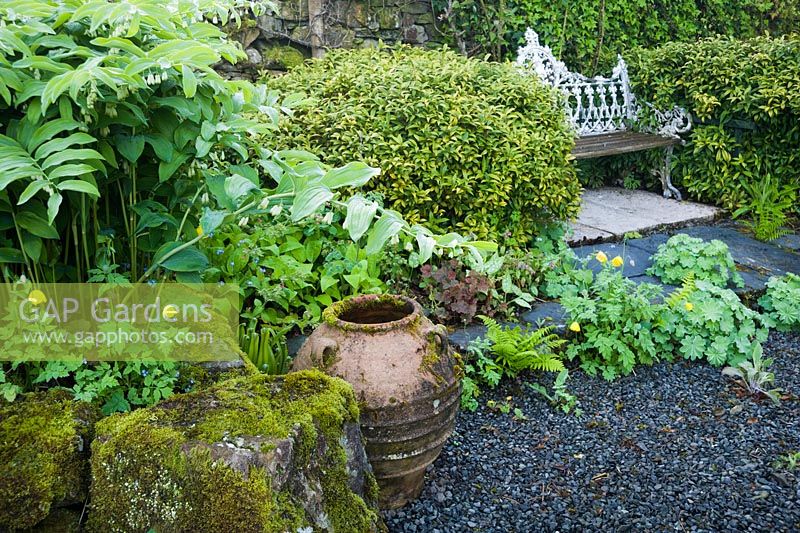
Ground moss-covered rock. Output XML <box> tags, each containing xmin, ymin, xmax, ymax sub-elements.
<box><xmin>88</xmin><ymin>370</ymin><xmax>383</xmax><ymax>532</ymax></box>
<box><xmin>0</xmin><ymin>390</ymin><xmax>100</xmax><ymax>530</ymax></box>
<box><xmin>29</xmin><ymin>507</ymin><xmax>83</xmax><ymax>533</ymax></box>
<box><xmin>261</xmin><ymin>45</ymin><xmax>306</xmax><ymax>70</ymax></box>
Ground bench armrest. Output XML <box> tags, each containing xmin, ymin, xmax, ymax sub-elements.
<box><xmin>635</xmin><ymin>100</ymin><xmax>692</xmax><ymax>139</ymax></box>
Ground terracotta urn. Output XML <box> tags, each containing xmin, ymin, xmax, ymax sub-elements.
<box><xmin>292</xmin><ymin>294</ymin><xmax>460</xmax><ymax>509</ymax></box>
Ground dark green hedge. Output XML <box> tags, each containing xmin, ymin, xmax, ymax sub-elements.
<box><xmin>433</xmin><ymin>0</ymin><xmax>799</xmax><ymax>72</ymax></box>
<box><xmin>269</xmin><ymin>46</ymin><xmax>581</xmax><ymax>243</ymax></box>
<box><xmin>627</xmin><ymin>36</ymin><xmax>800</xmax><ymax>209</ymax></box>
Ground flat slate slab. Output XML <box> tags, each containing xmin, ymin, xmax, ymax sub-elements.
<box><xmin>571</xmin><ymin>241</ymin><xmax>652</xmax><ymax>278</ymax></box>
<box><xmin>624</xmin><ymin>223</ymin><xmax>800</xmax><ymax>295</ymax></box>
<box><xmin>774</xmin><ymin>233</ymin><xmax>800</xmax><ymax>253</ymax></box>
<box><xmin>568</xmin><ymin>187</ymin><xmax>720</xmax><ymax>245</ymax></box>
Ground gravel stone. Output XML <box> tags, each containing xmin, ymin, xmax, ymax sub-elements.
<box><xmin>383</xmin><ymin>331</ymin><xmax>800</xmax><ymax>532</ymax></box>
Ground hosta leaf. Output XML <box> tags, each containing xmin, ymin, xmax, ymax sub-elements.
<box><xmin>415</xmin><ymin>229</ymin><xmax>436</xmax><ymax>264</ymax></box>
<box><xmin>0</xmin><ymin>248</ymin><xmax>24</xmax><ymax>263</ymax></box>
<box><xmin>153</xmin><ymin>242</ymin><xmax>208</xmax><ymax>273</ymax></box>
<box><xmin>224</xmin><ymin>174</ymin><xmax>258</xmax><ymax>205</ymax></box>
<box><xmin>200</xmin><ymin>208</ymin><xmax>227</xmax><ymax>235</ymax></box>
<box><xmin>158</xmin><ymin>153</ymin><xmax>190</xmax><ymax>182</ymax></box>
<box><xmin>21</xmin><ymin>232</ymin><xmax>42</xmax><ymax>262</ymax></box>
<box><xmin>116</xmin><ymin>134</ymin><xmax>146</xmax><ymax>163</ymax></box>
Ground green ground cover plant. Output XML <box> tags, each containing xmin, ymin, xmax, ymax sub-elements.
<box><xmin>647</xmin><ymin>234</ymin><xmax>744</xmax><ymax>288</ymax></box>
<box><xmin>269</xmin><ymin>46</ymin><xmax>581</xmax><ymax>244</ymax></box>
<box><xmin>759</xmin><ymin>273</ymin><xmax>800</xmax><ymax>331</ymax></box>
<box><xmin>658</xmin><ymin>278</ymin><xmax>768</xmax><ymax>367</ymax></box>
<box><xmin>561</xmin><ymin>262</ymin><xmax>667</xmax><ymax>380</ymax></box>
<box><xmin>554</xmin><ymin>246</ymin><xmax>766</xmax><ymax>380</ymax></box>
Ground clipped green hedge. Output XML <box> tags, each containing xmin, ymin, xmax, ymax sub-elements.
<box><xmin>627</xmin><ymin>36</ymin><xmax>800</xmax><ymax>210</ymax></box>
<box><xmin>269</xmin><ymin>46</ymin><xmax>581</xmax><ymax>244</ymax></box>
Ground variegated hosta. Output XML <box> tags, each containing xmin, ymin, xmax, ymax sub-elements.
<box><xmin>0</xmin><ymin>0</ymin><xmax>494</xmax><ymax>283</ymax></box>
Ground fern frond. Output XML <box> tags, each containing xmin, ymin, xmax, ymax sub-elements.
<box><xmin>520</xmin><ymin>351</ymin><xmax>566</xmax><ymax>372</ymax></box>
<box><xmin>666</xmin><ymin>272</ymin><xmax>697</xmax><ymax>307</ymax></box>
<box><xmin>478</xmin><ymin>315</ymin><xmax>566</xmax><ymax>375</ymax></box>
<box><xmin>754</xmin><ymin>207</ymin><xmax>790</xmax><ymax>242</ymax></box>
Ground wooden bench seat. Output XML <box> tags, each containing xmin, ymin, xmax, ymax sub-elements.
<box><xmin>572</xmin><ymin>131</ymin><xmax>679</xmax><ymax>159</ymax></box>
<box><xmin>516</xmin><ymin>29</ymin><xmax>691</xmax><ymax>200</ymax></box>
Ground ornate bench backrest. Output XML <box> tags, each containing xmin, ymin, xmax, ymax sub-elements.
<box><xmin>515</xmin><ymin>29</ymin><xmax>635</xmax><ymax>136</ymax></box>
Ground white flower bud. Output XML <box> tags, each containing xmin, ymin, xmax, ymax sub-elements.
<box><xmin>322</xmin><ymin>212</ymin><xmax>333</xmax><ymax>225</ymax></box>
<box><xmin>238</xmin><ymin>217</ymin><xmax>249</xmax><ymax>227</ymax></box>
<box><xmin>270</xmin><ymin>204</ymin><xmax>282</xmax><ymax>217</ymax></box>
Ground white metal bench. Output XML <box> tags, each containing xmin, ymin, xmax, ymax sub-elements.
<box><xmin>516</xmin><ymin>29</ymin><xmax>692</xmax><ymax>200</ymax></box>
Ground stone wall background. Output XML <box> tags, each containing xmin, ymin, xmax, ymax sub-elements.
<box><xmin>218</xmin><ymin>0</ymin><xmax>443</xmax><ymax>78</ymax></box>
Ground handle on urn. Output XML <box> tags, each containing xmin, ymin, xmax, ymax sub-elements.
<box><xmin>309</xmin><ymin>336</ymin><xmax>339</xmax><ymax>368</ymax></box>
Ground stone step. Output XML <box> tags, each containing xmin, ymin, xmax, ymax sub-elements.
<box><xmin>569</xmin><ymin>187</ymin><xmax>721</xmax><ymax>245</ymax></box>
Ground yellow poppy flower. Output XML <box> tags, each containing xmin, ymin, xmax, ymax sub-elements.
<box><xmin>162</xmin><ymin>304</ymin><xmax>180</xmax><ymax>320</ymax></box>
<box><xmin>27</xmin><ymin>289</ymin><xmax>47</xmax><ymax>306</ymax></box>
<box><xmin>611</xmin><ymin>256</ymin><xmax>624</xmax><ymax>268</ymax></box>
<box><xmin>196</xmin><ymin>225</ymin><xmax>204</xmax><ymax>237</ymax></box>
<box><xmin>595</xmin><ymin>251</ymin><xmax>608</xmax><ymax>264</ymax></box>
<box><xmin>684</xmin><ymin>302</ymin><xmax>694</xmax><ymax>312</ymax></box>
<box><xmin>569</xmin><ymin>321</ymin><xmax>581</xmax><ymax>332</ymax></box>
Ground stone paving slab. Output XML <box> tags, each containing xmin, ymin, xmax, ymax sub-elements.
<box><xmin>568</xmin><ymin>187</ymin><xmax>720</xmax><ymax>245</ymax></box>
<box><xmin>570</xmin><ymin>223</ymin><xmax>614</xmax><ymax>243</ymax></box>
<box><xmin>679</xmin><ymin>225</ymin><xmax>800</xmax><ymax>276</ymax></box>
<box><xmin>774</xmin><ymin>233</ymin><xmax>800</xmax><ymax>253</ymax></box>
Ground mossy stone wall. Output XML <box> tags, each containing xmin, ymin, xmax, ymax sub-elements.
<box><xmin>0</xmin><ymin>390</ymin><xmax>100</xmax><ymax>530</ymax></box>
<box><xmin>219</xmin><ymin>0</ymin><xmax>441</xmax><ymax>79</ymax></box>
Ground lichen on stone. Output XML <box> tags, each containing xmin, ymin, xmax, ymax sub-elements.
<box><xmin>0</xmin><ymin>390</ymin><xmax>100</xmax><ymax>530</ymax></box>
<box><xmin>88</xmin><ymin>370</ymin><xmax>383</xmax><ymax>532</ymax></box>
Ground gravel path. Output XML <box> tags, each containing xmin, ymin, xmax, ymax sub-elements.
<box><xmin>383</xmin><ymin>331</ymin><xmax>800</xmax><ymax>532</ymax></box>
